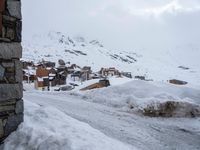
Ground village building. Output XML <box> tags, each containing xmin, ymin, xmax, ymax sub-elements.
<box><xmin>22</xmin><ymin>60</ymin><xmax>34</xmax><ymax>69</ymax></box>
<box><xmin>80</xmin><ymin>79</ymin><xmax>110</xmax><ymax>91</ymax></box>
<box><xmin>49</xmin><ymin>73</ymin><xmax>57</xmax><ymax>87</ymax></box>
<box><xmin>58</xmin><ymin>59</ymin><xmax>66</xmax><ymax>66</ymax></box>
<box><xmin>90</xmin><ymin>72</ymin><xmax>101</xmax><ymax>79</ymax></box>
<box><xmin>34</xmin><ymin>61</ymin><xmax>69</xmax><ymax>89</ymax></box>
<box><xmin>67</xmin><ymin>64</ymin><xmax>81</xmax><ymax>74</ymax></box>
<box><xmin>81</xmin><ymin>66</ymin><xmax>92</xmax><ymax>81</ymax></box>
<box><xmin>34</xmin><ymin>68</ymin><xmax>49</xmax><ymax>90</ymax></box>
<box><xmin>43</xmin><ymin>61</ymin><xmax>56</xmax><ymax>68</ymax></box>
<box><xmin>169</xmin><ymin>79</ymin><xmax>188</xmax><ymax>85</ymax></box>
<box><xmin>99</xmin><ymin>67</ymin><xmax>120</xmax><ymax>77</ymax></box>
<box><xmin>121</xmin><ymin>72</ymin><xmax>132</xmax><ymax>78</ymax></box>
<box><xmin>34</xmin><ymin>60</ymin><xmax>55</xmax><ymax>69</ymax></box>
<box><xmin>135</xmin><ymin>76</ymin><xmax>146</xmax><ymax>80</ymax></box>
<box><xmin>56</xmin><ymin>66</ymin><xmax>68</xmax><ymax>85</ymax></box>
<box><xmin>71</xmin><ymin>70</ymin><xmax>81</xmax><ymax>81</ymax></box>
<box><xmin>48</xmin><ymin>68</ymin><xmax>57</xmax><ymax>87</ymax></box>
<box><xmin>23</xmin><ymin>67</ymin><xmax>36</xmax><ymax>83</ymax></box>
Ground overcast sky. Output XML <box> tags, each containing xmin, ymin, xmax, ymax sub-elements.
<box><xmin>22</xmin><ymin>0</ymin><xmax>200</xmax><ymax>50</ymax></box>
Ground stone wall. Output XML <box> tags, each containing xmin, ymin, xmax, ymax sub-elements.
<box><xmin>0</xmin><ymin>0</ymin><xmax>23</xmax><ymax>142</ymax></box>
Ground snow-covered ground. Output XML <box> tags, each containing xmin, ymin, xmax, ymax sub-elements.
<box><xmin>3</xmin><ymin>101</ymin><xmax>134</xmax><ymax>150</ymax></box>
<box><xmin>2</xmin><ymin>79</ymin><xmax>200</xmax><ymax>150</ymax></box>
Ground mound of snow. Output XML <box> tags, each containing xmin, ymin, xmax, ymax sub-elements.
<box><xmin>78</xmin><ymin>80</ymin><xmax>200</xmax><ymax>117</ymax></box>
<box><xmin>2</xmin><ymin>101</ymin><xmax>135</xmax><ymax>150</ymax></box>
<box><xmin>143</xmin><ymin>101</ymin><xmax>200</xmax><ymax>117</ymax></box>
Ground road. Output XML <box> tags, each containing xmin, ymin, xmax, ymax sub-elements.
<box><xmin>24</xmin><ymin>91</ymin><xmax>200</xmax><ymax>150</ymax></box>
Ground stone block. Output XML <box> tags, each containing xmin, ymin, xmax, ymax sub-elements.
<box><xmin>0</xmin><ymin>105</ymin><xmax>15</xmax><ymax>113</ymax></box>
<box><xmin>0</xmin><ymin>43</ymin><xmax>22</xmax><ymax>59</ymax></box>
<box><xmin>0</xmin><ymin>99</ymin><xmax>16</xmax><ymax>120</ymax></box>
<box><xmin>2</xmin><ymin>15</ymin><xmax>22</xmax><ymax>42</ymax></box>
<box><xmin>0</xmin><ymin>99</ymin><xmax>16</xmax><ymax>107</ymax></box>
<box><xmin>2</xmin><ymin>61</ymin><xmax>14</xmax><ymax>68</ymax></box>
<box><xmin>0</xmin><ymin>120</ymin><xmax>4</xmax><ymax>138</ymax></box>
<box><xmin>0</xmin><ymin>60</ymin><xmax>15</xmax><ymax>83</ymax></box>
<box><xmin>15</xmin><ymin>20</ymin><xmax>22</xmax><ymax>42</ymax></box>
<box><xmin>15</xmin><ymin>99</ymin><xmax>23</xmax><ymax>114</ymax></box>
<box><xmin>0</xmin><ymin>65</ymin><xmax>5</xmax><ymax>80</ymax></box>
<box><xmin>0</xmin><ymin>60</ymin><xmax>22</xmax><ymax>83</ymax></box>
<box><xmin>4</xmin><ymin>113</ymin><xmax>23</xmax><ymax>136</ymax></box>
<box><xmin>0</xmin><ymin>83</ymin><xmax>23</xmax><ymax>101</ymax></box>
<box><xmin>6</xmin><ymin>27</ymin><xmax>15</xmax><ymax>40</ymax></box>
<box><xmin>7</xmin><ymin>0</ymin><xmax>22</xmax><ymax>20</ymax></box>
<box><xmin>2</xmin><ymin>15</ymin><xmax>16</xmax><ymax>27</ymax></box>
<box><xmin>15</xmin><ymin>60</ymin><xmax>23</xmax><ymax>82</ymax></box>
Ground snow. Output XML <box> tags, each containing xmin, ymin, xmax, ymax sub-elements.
<box><xmin>49</xmin><ymin>73</ymin><xmax>56</xmax><ymax>77</ymax></box>
<box><xmin>3</xmin><ymin>79</ymin><xmax>200</xmax><ymax>150</ymax></box>
<box><xmin>3</xmin><ymin>101</ymin><xmax>135</xmax><ymax>150</ymax></box>
<box><xmin>78</xmin><ymin>80</ymin><xmax>200</xmax><ymax>117</ymax></box>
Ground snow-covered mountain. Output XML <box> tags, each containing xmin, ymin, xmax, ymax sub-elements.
<box><xmin>22</xmin><ymin>31</ymin><xmax>140</xmax><ymax>69</ymax></box>
<box><xmin>22</xmin><ymin>31</ymin><xmax>200</xmax><ymax>86</ymax></box>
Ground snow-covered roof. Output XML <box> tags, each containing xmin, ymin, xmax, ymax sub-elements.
<box><xmin>59</xmin><ymin>71</ymin><xmax>64</xmax><ymax>75</ymax></box>
<box><xmin>49</xmin><ymin>73</ymin><xmax>56</xmax><ymax>77</ymax></box>
<box><xmin>37</xmin><ymin>76</ymin><xmax>49</xmax><ymax>82</ymax></box>
<box><xmin>23</xmin><ymin>69</ymin><xmax>36</xmax><ymax>75</ymax></box>
<box><xmin>46</xmin><ymin>67</ymin><xmax>53</xmax><ymax>70</ymax></box>
<box><xmin>49</xmin><ymin>77</ymin><xmax>55</xmax><ymax>80</ymax></box>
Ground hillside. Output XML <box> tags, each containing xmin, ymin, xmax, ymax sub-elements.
<box><xmin>22</xmin><ymin>31</ymin><xmax>200</xmax><ymax>86</ymax></box>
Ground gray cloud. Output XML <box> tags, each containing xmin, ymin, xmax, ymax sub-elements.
<box><xmin>22</xmin><ymin>0</ymin><xmax>200</xmax><ymax>50</ymax></box>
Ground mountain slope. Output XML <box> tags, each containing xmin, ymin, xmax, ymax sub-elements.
<box><xmin>22</xmin><ymin>31</ymin><xmax>200</xmax><ymax>86</ymax></box>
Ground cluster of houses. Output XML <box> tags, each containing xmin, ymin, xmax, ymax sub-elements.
<box><xmin>23</xmin><ymin>60</ymin><xmax>68</xmax><ymax>90</ymax></box>
<box><xmin>22</xmin><ymin>59</ymin><xmax>133</xmax><ymax>91</ymax></box>
<box><xmin>22</xmin><ymin>59</ymin><xmax>188</xmax><ymax>90</ymax></box>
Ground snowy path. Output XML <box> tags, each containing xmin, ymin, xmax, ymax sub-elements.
<box><xmin>24</xmin><ymin>91</ymin><xmax>200</xmax><ymax>150</ymax></box>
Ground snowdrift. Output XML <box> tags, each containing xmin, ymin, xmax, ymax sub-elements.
<box><xmin>78</xmin><ymin>80</ymin><xmax>200</xmax><ymax>118</ymax></box>
<box><xmin>2</xmin><ymin>101</ymin><xmax>135</xmax><ymax>150</ymax></box>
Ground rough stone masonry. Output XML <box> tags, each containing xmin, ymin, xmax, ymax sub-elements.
<box><xmin>0</xmin><ymin>0</ymin><xmax>23</xmax><ymax>142</ymax></box>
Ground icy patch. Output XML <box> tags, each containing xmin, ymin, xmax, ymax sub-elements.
<box><xmin>3</xmin><ymin>101</ymin><xmax>135</xmax><ymax>150</ymax></box>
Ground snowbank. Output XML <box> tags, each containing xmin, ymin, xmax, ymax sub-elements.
<box><xmin>3</xmin><ymin>101</ymin><xmax>135</xmax><ymax>150</ymax></box>
<box><xmin>77</xmin><ymin>80</ymin><xmax>200</xmax><ymax>117</ymax></box>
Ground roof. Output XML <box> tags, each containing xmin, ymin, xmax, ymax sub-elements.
<box><xmin>23</xmin><ymin>69</ymin><xmax>36</xmax><ymax>75</ymax></box>
<box><xmin>49</xmin><ymin>77</ymin><xmax>55</xmax><ymax>80</ymax></box>
<box><xmin>37</xmin><ymin>76</ymin><xmax>48</xmax><ymax>82</ymax></box>
<box><xmin>49</xmin><ymin>73</ymin><xmax>56</xmax><ymax>77</ymax></box>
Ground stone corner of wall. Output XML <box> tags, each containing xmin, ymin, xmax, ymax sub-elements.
<box><xmin>0</xmin><ymin>0</ymin><xmax>23</xmax><ymax>142</ymax></box>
